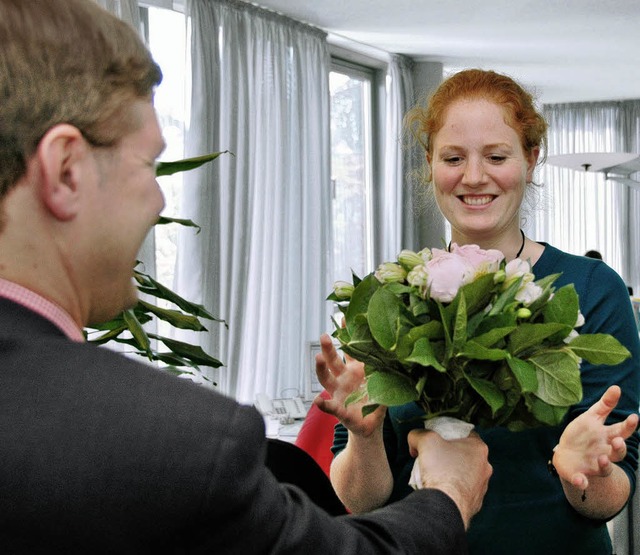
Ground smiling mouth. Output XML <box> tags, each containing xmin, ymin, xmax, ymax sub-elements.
<box><xmin>459</xmin><ymin>195</ymin><xmax>495</xmax><ymax>206</ymax></box>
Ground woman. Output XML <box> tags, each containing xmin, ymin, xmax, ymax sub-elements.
<box><xmin>315</xmin><ymin>69</ymin><xmax>640</xmax><ymax>554</ymax></box>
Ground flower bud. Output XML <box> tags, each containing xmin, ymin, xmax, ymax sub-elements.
<box><xmin>333</xmin><ymin>280</ymin><xmax>355</xmax><ymax>300</ymax></box>
<box><xmin>493</xmin><ymin>269</ymin><xmax>506</xmax><ymax>284</ymax></box>
<box><xmin>516</xmin><ymin>307</ymin><xmax>532</xmax><ymax>319</ymax></box>
<box><xmin>418</xmin><ymin>248</ymin><xmax>432</xmax><ymax>263</ymax></box>
<box><xmin>407</xmin><ymin>265</ymin><xmax>428</xmax><ymax>288</ymax></box>
<box><xmin>375</xmin><ymin>262</ymin><xmax>407</xmax><ymax>284</ymax></box>
<box><xmin>398</xmin><ymin>249</ymin><xmax>424</xmax><ymax>271</ymax></box>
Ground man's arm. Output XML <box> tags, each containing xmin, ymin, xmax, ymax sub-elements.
<box><xmin>196</xmin><ymin>404</ymin><xmax>490</xmax><ymax>554</ymax></box>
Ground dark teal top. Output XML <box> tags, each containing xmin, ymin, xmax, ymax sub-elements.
<box><xmin>333</xmin><ymin>243</ymin><xmax>640</xmax><ymax>554</ymax></box>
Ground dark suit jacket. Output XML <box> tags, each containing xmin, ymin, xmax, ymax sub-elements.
<box><xmin>0</xmin><ymin>298</ymin><xmax>467</xmax><ymax>554</ymax></box>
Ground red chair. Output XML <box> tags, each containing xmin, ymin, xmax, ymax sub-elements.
<box><xmin>294</xmin><ymin>390</ymin><xmax>338</xmax><ymax>478</ymax></box>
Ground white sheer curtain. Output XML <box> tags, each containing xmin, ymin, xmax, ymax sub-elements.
<box><xmin>93</xmin><ymin>0</ymin><xmax>141</xmax><ymax>29</ymax></box>
<box><xmin>175</xmin><ymin>0</ymin><xmax>331</xmax><ymax>403</ymax></box>
<box><xmin>379</xmin><ymin>54</ymin><xmax>414</xmax><ymax>262</ymax></box>
<box><xmin>525</xmin><ymin>100</ymin><xmax>640</xmax><ymax>295</ymax></box>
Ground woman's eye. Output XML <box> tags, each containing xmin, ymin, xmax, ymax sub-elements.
<box><xmin>444</xmin><ymin>156</ymin><xmax>462</xmax><ymax>164</ymax></box>
<box><xmin>488</xmin><ymin>155</ymin><xmax>506</xmax><ymax>163</ymax></box>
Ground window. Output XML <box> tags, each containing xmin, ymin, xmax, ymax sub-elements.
<box><xmin>144</xmin><ymin>6</ymin><xmax>188</xmax><ymax>338</ymax></box>
<box><xmin>329</xmin><ymin>61</ymin><xmax>374</xmax><ymax>283</ymax></box>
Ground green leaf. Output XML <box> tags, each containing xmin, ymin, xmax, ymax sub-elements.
<box><xmin>345</xmin><ymin>273</ymin><xmax>380</xmax><ymax>336</ymax></box>
<box><xmin>542</xmin><ymin>284</ymin><xmax>579</xmax><ymax>327</ymax></box>
<box><xmin>156</xmin><ymin>216</ymin><xmax>201</xmax><ymax>233</ymax></box>
<box><xmin>404</xmin><ymin>337</ymin><xmax>446</xmax><ymax>371</ymax></box>
<box><xmin>509</xmin><ymin>322</ymin><xmax>572</xmax><ymax>356</ymax></box>
<box><xmin>464</xmin><ymin>372</ymin><xmax>505</xmax><ymax>416</ymax></box>
<box><xmin>458</xmin><ymin>272</ymin><xmax>497</xmax><ymax>315</ymax></box>
<box><xmin>395</xmin><ymin>320</ymin><xmax>444</xmax><ymax>360</ymax></box>
<box><xmin>507</xmin><ymin>357</ymin><xmax>538</xmax><ymax>393</ymax></box>
<box><xmin>155</xmin><ymin>151</ymin><xmax>230</xmax><ymax>176</ymax></box>
<box><xmin>526</xmin><ymin>395</ymin><xmax>569</xmax><ymax>426</ymax></box>
<box><xmin>567</xmin><ymin>333</ymin><xmax>631</xmax><ymax>365</ymax></box>
<box><xmin>489</xmin><ymin>276</ymin><xmax>523</xmax><ymax>316</ymax></box>
<box><xmin>148</xmin><ymin>334</ymin><xmax>224</xmax><ymax>368</ymax></box>
<box><xmin>366</xmin><ymin>371</ymin><xmax>419</xmax><ymax>407</ymax></box>
<box><xmin>137</xmin><ymin>299</ymin><xmax>208</xmax><ymax>331</ymax></box>
<box><xmin>458</xmin><ymin>340</ymin><xmax>510</xmax><ymax>361</ymax></box>
<box><xmin>87</xmin><ymin>324</ymin><xmax>128</xmax><ymax>344</ymax></box>
<box><xmin>134</xmin><ymin>271</ymin><xmax>224</xmax><ymax>323</ymax></box>
<box><xmin>471</xmin><ymin>326</ymin><xmax>517</xmax><ymax>348</ymax></box>
<box><xmin>345</xmin><ymin>387</ymin><xmax>368</xmax><ymax>407</ymax></box>
<box><xmin>123</xmin><ymin>309</ymin><xmax>151</xmax><ymax>353</ymax></box>
<box><xmin>368</xmin><ymin>286</ymin><xmax>402</xmax><ymax>350</ymax></box>
<box><xmin>528</xmin><ymin>349</ymin><xmax>582</xmax><ymax>406</ymax></box>
<box><xmin>451</xmin><ymin>292</ymin><xmax>468</xmax><ymax>354</ymax></box>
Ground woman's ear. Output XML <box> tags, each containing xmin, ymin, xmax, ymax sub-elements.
<box><xmin>36</xmin><ymin>124</ymin><xmax>90</xmax><ymax>221</ymax></box>
<box><xmin>526</xmin><ymin>146</ymin><xmax>541</xmax><ymax>182</ymax></box>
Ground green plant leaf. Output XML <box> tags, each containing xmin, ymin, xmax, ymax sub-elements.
<box><xmin>156</xmin><ymin>216</ymin><xmax>201</xmax><ymax>232</ymax></box>
<box><xmin>345</xmin><ymin>273</ymin><xmax>380</xmax><ymax>336</ymax></box>
<box><xmin>463</xmin><ymin>372</ymin><xmax>505</xmax><ymax>416</ymax></box>
<box><xmin>507</xmin><ymin>357</ymin><xmax>538</xmax><ymax>393</ymax></box>
<box><xmin>459</xmin><ymin>272</ymin><xmax>497</xmax><ymax>315</ymax></box>
<box><xmin>458</xmin><ymin>340</ymin><xmax>510</xmax><ymax>361</ymax></box>
<box><xmin>134</xmin><ymin>271</ymin><xmax>224</xmax><ymax>323</ymax></box>
<box><xmin>123</xmin><ymin>309</ymin><xmax>151</xmax><ymax>353</ymax></box>
<box><xmin>567</xmin><ymin>333</ymin><xmax>631</xmax><ymax>365</ymax></box>
<box><xmin>528</xmin><ymin>349</ymin><xmax>582</xmax><ymax>406</ymax></box>
<box><xmin>137</xmin><ymin>299</ymin><xmax>208</xmax><ymax>331</ymax></box>
<box><xmin>509</xmin><ymin>322</ymin><xmax>572</xmax><ymax>356</ymax></box>
<box><xmin>395</xmin><ymin>321</ymin><xmax>444</xmax><ymax>360</ymax></box>
<box><xmin>542</xmin><ymin>284</ymin><xmax>579</xmax><ymax>327</ymax></box>
<box><xmin>489</xmin><ymin>276</ymin><xmax>523</xmax><ymax>316</ymax></box>
<box><xmin>368</xmin><ymin>286</ymin><xmax>402</xmax><ymax>350</ymax></box>
<box><xmin>451</xmin><ymin>291</ymin><xmax>468</xmax><ymax>354</ymax></box>
<box><xmin>366</xmin><ymin>370</ymin><xmax>419</xmax><ymax>407</ymax></box>
<box><xmin>155</xmin><ymin>151</ymin><xmax>230</xmax><ymax>176</ymax></box>
<box><xmin>149</xmin><ymin>334</ymin><xmax>224</xmax><ymax>368</ymax></box>
<box><xmin>525</xmin><ymin>395</ymin><xmax>568</xmax><ymax>426</ymax></box>
<box><xmin>404</xmin><ymin>337</ymin><xmax>446</xmax><ymax>371</ymax></box>
<box><xmin>471</xmin><ymin>326</ymin><xmax>516</xmax><ymax>348</ymax></box>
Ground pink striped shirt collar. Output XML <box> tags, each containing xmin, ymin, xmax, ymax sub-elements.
<box><xmin>0</xmin><ymin>277</ymin><xmax>85</xmax><ymax>342</ymax></box>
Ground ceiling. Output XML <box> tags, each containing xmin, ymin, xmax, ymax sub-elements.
<box><xmin>247</xmin><ymin>0</ymin><xmax>640</xmax><ymax>105</ymax></box>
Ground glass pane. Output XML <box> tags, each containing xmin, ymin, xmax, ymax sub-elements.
<box><xmin>147</xmin><ymin>7</ymin><xmax>187</xmax><ymax>329</ymax></box>
<box><xmin>329</xmin><ymin>69</ymin><xmax>372</xmax><ymax>283</ymax></box>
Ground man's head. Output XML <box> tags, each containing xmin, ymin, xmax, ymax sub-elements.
<box><xmin>0</xmin><ymin>0</ymin><xmax>162</xmax><ymax>205</ymax></box>
<box><xmin>0</xmin><ymin>0</ymin><xmax>166</xmax><ymax>326</ymax></box>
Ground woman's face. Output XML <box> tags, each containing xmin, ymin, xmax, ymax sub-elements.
<box><xmin>429</xmin><ymin>98</ymin><xmax>538</xmax><ymax>242</ymax></box>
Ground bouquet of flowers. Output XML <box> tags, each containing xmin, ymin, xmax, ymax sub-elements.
<box><xmin>329</xmin><ymin>244</ymin><xmax>631</xmax><ymax>432</ymax></box>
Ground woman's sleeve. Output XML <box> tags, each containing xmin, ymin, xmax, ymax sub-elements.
<box><xmin>571</xmin><ymin>262</ymin><xmax>640</xmax><ymax>495</ymax></box>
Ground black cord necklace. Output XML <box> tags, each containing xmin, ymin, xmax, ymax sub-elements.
<box><xmin>448</xmin><ymin>229</ymin><xmax>527</xmax><ymax>259</ymax></box>
<box><xmin>514</xmin><ymin>228</ymin><xmax>526</xmax><ymax>259</ymax></box>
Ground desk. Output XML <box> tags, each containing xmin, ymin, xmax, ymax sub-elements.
<box><xmin>264</xmin><ymin>415</ymin><xmax>305</xmax><ymax>443</ymax></box>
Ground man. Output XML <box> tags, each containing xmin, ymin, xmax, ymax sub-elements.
<box><xmin>0</xmin><ymin>0</ymin><xmax>491</xmax><ymax>552</ymax></box>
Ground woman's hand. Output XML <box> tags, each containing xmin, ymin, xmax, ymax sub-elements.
<box><xmin>314</xmin><ymin>333</ymin><xmax>386</xmax><ymax>437</ymax></box>
<box><xmin>553</xmin><ymin>384</ymin><xmax>639</xmax><ymax>490</ymax></box>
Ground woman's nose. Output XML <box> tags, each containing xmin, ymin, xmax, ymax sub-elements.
<box><xmin>461</xmin><ymin>158</ymin><xmax>486</xmax><ymax>187</ymax></box>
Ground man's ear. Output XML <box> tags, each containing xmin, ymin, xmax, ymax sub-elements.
<box><xmin>36</xmin><ymin>124</ymin><xmax>91</xmax><ymax>221</ymax></box>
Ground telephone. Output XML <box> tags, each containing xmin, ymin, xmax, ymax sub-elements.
<box><xmin>255</xmin><ymin>394</ymin><xmax>307</xmax><ymax>420</ymax></box>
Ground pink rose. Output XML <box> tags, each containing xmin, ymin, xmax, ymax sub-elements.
<box><xmin>450</xmin><ymin>243</ymin><xmax>504</xmax><ymax>277</ymax></box>
<box><xmin>425</xmin><ymin>251</ymin><xmax>474</xmax><ymax>303</ymax></box>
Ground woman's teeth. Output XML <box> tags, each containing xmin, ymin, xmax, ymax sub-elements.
<box><xmin>461</xmin><ymin>195</ymin><xmax>493</xmax><ymax>206</ymax></box>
